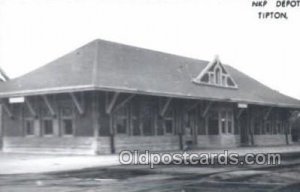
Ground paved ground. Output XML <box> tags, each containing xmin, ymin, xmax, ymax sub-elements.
<box><xmin>1</xmin><ymin>145</ymin><xmax>300</xmax><ymax>174</ymax></box>
<box><xmin>1</xmin><ymin>145</ymin><xmax>300</xmax><ymax>191</ymax></box>
<box><xmin>0</xmin><ymin>152</ymin><xmax>119</xmax><ymax>174</ymax></box>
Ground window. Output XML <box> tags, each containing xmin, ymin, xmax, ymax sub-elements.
<box><xmin>254</xmin><ymin>120</ymin><xmax>261</xmax><ymax>135</ymax></box>
<box><xmin>207</xmin><ymin>110</ymin><xmax>234</xmax><ymax>135</ymax></box>
<box><xmin>227</xmin><ymin>111</ymin><xmax>233</xmax><ymax>134</ymax></box>
<box><xmin>208</xmin><ymin>111</ymin><xmax>219</xmax><ymax>135</ymax></box>
<box><xmin>24</xmin><ymin>119</ymin><xmax>34</xmax><ymax>136</ymax></box>
<box><xmin>116</xmin><ymin>118</ymin><xmax>127</xmax><ymax>134</ymax></box>
<box><xmin>142</xmin><ymin>117</ymin><xmax>153</xmax><ymax>136</ymax></box>
<box><xmin>276</xmin><ymin>122</ymin><xmax>283</xmax><ymax>134</ymax></box>
<box><xmin>215</xmin><ymin>68</ymin><xmax>221</xmax><ymax>85</ymax></box>
<box><xmin>62</xmin><ymin>119</ymin><xmax>73</xmax><ymax>135</ymax></box>
<box><xmin>209</xmin><ymin>73</ymin><xmax>215</xmax><ymax>84</ymax></box>
<box><xmin>164</xmin><ymin>118</ymin><xmax>174</xmax><ymax>134</ymax></box>
<box><xmin>163</xmin><ymin>108</ymin><xmax>175</xmax><ymax>135</ymax></box>
<box><xmin>197</xmin><ymin>119</ymin><xmax>206</xmax><ymax>135</ymax></box>
<box><xmin>201</xmin><ymin>74</ymin><xmax>209</xmax><ymax>83</ymax></box>
<box><xmin>43</xmin><ymin>119</ymin><xmax>53</xmax><ymax>136</ymax></box>
<box><xmin>265</xmin><ymin>121</ymin><xmax>271</xmax><ymax>134</ymax></box>
<box><xmin>140</xmin><ymin>103</ymin><xmax>155</xmax><ymax>136</ymax></box>
<box><xmin>132</xmin><ymin>117</ymin><xmax>140</xmax><ymax>136</ymax></box>
<box><xmin>284</xmin><ymin>122</ymin><xmax>291</xmax><ymax>134</ymax></box>
<box><xmin>221</xmin><ymin>76</ymin><xmax>226</xmax><ymax>86</ymax></box>
<box><xmin>114</xmin><ymin>106</ymin><xmax>128</xmax><ymax>135</ymax></box>
<box><xmin>272</xmin><ymin>122</ymin><xmax>278</xmax><ymax>134</ymax></box>
<box><xmin>130</xmin><ymin>103</ymin><xmax>142</xmax><ymax>136</ymax></box>
<box><xmin>193</xmin><ymin>58</ymin><xmax>238</xmax><ymax>88</ymax></box>
<box><xmin>60</xmin><ymin>104</ymin><xmax>75</xmax><ymax>136</ymax></box>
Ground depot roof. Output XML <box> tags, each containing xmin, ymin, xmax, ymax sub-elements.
<box><xmin>0</xmin><ymin>39</ymin><xmax>299</xmax><ymax>109</ymax></box>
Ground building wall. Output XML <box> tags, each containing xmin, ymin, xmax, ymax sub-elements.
<box><xmin>0</xmin><ymin>91</ymin><xmax>294</xmax><ymax>154</ymax></box>
<box><xmin>253</xmin><ymin>135</ymin><xmax>291</xmax><ymax>146</ymax></box>
<box><xmin>2</xmin><ymin>93</ymin><xmax>96</xmax><ymax>154</ymax></box>
<box><xmin>250</xmin><ymin>106</ymin><xmax>291</xmax><ymax>146</ymax></box>
<box><xmin>3</xmin><ymin>137</ymin><xmax>95</xmax><ymax>154</ymax></box>
<box><xmin>114</xmin><ymin>135</ymin><xmax>180</xmax><ymax>153</ymax></box>
<box><xmin>197</xmin><ymin>135</ymin><xmax>240</xmax><ymax>148</ymax></box>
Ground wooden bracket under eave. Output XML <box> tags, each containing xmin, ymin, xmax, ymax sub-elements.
<box><xmin>237</xmin><ymin>108</ymin><xmax>245</xmax><ymax>119</ymax></box>
<box><xmin>202</xmin><ymin>101</ymin><xmax>213</xmax><ymax>118</ymax></box>
<box><xmin>112</xmin><ymin>94</ymin><xmax>135</xmax><ymax>113</ymax></box>
<box><xmin>264</xmin><ymin>107</ymin><xmax>273</xmax><ymax>120</ymax></box>
<box><xmin>106</xmin><ymin>92</ymin><xmax>120</xmax><ymax>114</ymax></box>
<box><xmin>159</xmin><ymin>98</ymin><xmax>172</xmax><ymax>117</ymax></box>
<box><xmin>2</xmin><ymin>102</ymin><xmax>13</xmax><ymax>119</ymax></box>
<box><xmin>186</xmin><ymin>101</ymin><xmax>201</xmax><ymax>112</ymax></box>
<box><xmin>25</xmin><ymin>98</ymin><xmax>37</xmax><ymax>118</ymax></box>
<box><xmin>41</xmin><ymin>95</ymin><xmax>56</xmax><ymax>117</ymax></box>
<box><xmin>69</xmin><ymin>92</ymin><xmax>84</xmax><ymax>115</ymax></box>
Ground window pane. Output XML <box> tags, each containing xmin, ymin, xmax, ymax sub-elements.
<box><xmin>254</xmin><ymin>121</ymin><xmax>261</xmax><ymax>135</ymax></box>
<box><xmin>208</xmin><ymin>111</ymin><xmax>219</xmax><ymax>135</ymax></box>
<box><xmin>209</xmin><ymin>73</ymin><xmax>215</xmax><ymax>84</ymax></box>
<box><xmin>116</xmin><ymin>118</ymin><xmax>127</xmax><ymax>134</ymax></box>
<box><xmin>278</xmin><ymin>122</ymin><xmax>283</xmax><ymax>134</ymax></box>
<box><xmin>132</xmin><ymin>118</ymin><xmax>140</xmax><ymax>136</ymax></box>
<box><xmin>140</xmin><ymin>104</ymin><xmax>154</xmax><ymax>136</ymax></box>
<box><xmin>221</xmin><ymin>121</ymin><xmax>226</xmax><ymax>133</ymax></box>
<box><xmin>227</xmin><ymin>78</ymin><xmax>235</xmax><ymax>87</ymax></box>
<box><xmin>228</xmin><ymin>121</ymin><xmax>233</xmax><ymax>133</ymax></box>
<box><xmin>215</xmin><ymin>68</ymin><xmax>221</xmax><ymax>85</ymax></box>
<box><xmin>273</xmin><ymin>122</ymin><xmax>278</xmax><ymax>134</ymax></box>
<box><xmin>165</xmin><ymin>119</ymin><xmax>173</xmax><ymax>134</ymax></box>
<box><xmin>197</xmin><ymin>119</ymin><xmax>206</xmax><ymax>135</ymax></box>
<box><xmin>63</xmin><ymin>119</ymin><xmax>73</xmax><ymax>135</ymax></box>
<box><xmin>114</xmin><ymin>105</ymin><xmax>128</xmax><ymax>135</ymax></box>
<box><xmin>222</xmin><ymin>76</ymin><xmax>226</xmax><ymax>86</ymax></box>
<box><xmin>265</xmin><ymin>122</ymin><xmax>271</xmax><ymax>134</ymax></box>
<box><xmin>25</xmin><ymin>120</ymin><xmax>34</xmax><ymax>135</ymax></box>
<box><xmin>142</xmin><ymin>118</ymin><xmax>153</xmax><ymax>136</ymax></box>
<box><xmin>44</xmin><ymin>120</ymin><xmax>53</xmax><ymax>135</ymax></box>
<box><xmin>201</xmin><ymin>73</ymin><xmax>209</xmax><ymax>83</ymax></box>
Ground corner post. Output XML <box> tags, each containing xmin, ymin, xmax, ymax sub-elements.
<box><xmin>92</xmin><ymin>92</ymin><xmax>99</xmax><ymax>154</ymax></box>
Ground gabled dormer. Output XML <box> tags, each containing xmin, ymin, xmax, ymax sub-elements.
<box><xmin>192</xmin><ymin>55</ymin><xmax>238</xmax><ymax>89</ymax></box>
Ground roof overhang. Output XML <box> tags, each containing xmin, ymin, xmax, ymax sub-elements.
<box><xmin>1</xmin><ymin>85</ymin><xmax>300</xmax><ymax>110</ymax></box>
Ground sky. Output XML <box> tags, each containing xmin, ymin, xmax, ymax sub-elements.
<box><xmin>0</xmin><ymin>0</ymin><xmax>300</xmax><ymax>99</ymax></box>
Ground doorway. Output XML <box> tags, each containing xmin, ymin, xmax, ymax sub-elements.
<box><xmin>239</xmin><ymin>112</ymin><xmax>249</xmax><ymax>146</ymax></box>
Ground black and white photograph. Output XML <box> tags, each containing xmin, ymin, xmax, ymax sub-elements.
<box><xmin>1</xmin><ymin>0</ymin><xmax>300</xmax><ymax>191</ymax></box>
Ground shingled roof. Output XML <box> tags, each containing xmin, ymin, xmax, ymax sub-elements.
<box><xmin>0</xmin><ymin>39</ymin><xmax>299</xmax><ymax>109</ymax></box>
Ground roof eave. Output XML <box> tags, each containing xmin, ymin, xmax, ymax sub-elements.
<box><xmin>0</xmin><ymin>86</ymin><xmax>299</xmax><ymax>110</ymax></box>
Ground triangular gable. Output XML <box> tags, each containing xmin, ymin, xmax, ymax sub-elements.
<box><xmin>192</xmin><ymin>55</ymin><xmax>238</xmax><ymax>89</ymax></box>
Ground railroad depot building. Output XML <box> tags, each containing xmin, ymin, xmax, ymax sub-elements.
<box><xmin>0</xmin><ymin>39</ymin><xmax>299</xmax><ymax>155</ymax></box>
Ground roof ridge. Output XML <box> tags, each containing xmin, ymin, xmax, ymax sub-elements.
<box><xmin>93</xmin><ymin>39</ymin><xmax>210</xmax><ymax>65</ymax></box>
